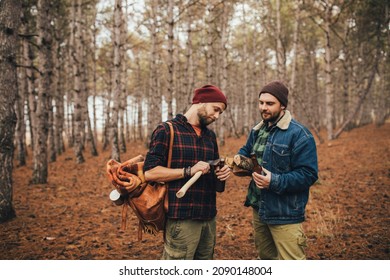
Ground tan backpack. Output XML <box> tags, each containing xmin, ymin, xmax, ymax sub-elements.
<box><xmin>106</xmin><ymin>122</ymin><xmax>174</xmax><ymax>240</ymax></box>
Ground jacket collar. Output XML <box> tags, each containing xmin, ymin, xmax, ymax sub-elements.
<box><xmin>253</xmin><ymin>110</ymin><xmax>292</xmax><ymax>131</ymax></box>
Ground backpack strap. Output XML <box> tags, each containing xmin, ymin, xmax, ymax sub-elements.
<box><xmin>166</xmin><ymin>121</ymin><xmax>174</xmax><ymax>168</ymax></box>
<box><xmin>163</xmin><ymin>121</ymin><xmax>174</xmax><ymax>240</ymax></box>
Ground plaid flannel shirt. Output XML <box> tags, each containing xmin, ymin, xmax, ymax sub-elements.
<box><xmin>245</xmin><ymin>123</ymin><xmax>270</xmax><ymax>209</ymax></box>
<box><xmin>143</xmin><ymin>114</ymin><xmax>219</xmax><ymax>220</ymax></box>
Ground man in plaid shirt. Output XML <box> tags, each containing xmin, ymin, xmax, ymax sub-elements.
<box><xmin>144</xmin><ymin>84</ymin><xmax>231</xmax><ymax>260</ymax></box>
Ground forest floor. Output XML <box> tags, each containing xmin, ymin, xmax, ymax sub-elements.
<box><xmin>0</xmin><ymin>123</ymin><xmax>389</xmax><ymax>260</ymax></box>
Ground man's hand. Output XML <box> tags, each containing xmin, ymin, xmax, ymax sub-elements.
<box><xmin>215</xmin><ymin>165</ymin><xmax>231</xmax><ymax>181</ymax></box>
<box><xmin>252</xmin><ymin>167</ymin><xmax>271</xmax><ymax>189</ymax></box>
<box><xmin>191</xmin><ymin>161</ymin><xmax>210</xmax><ymax>176</ymax></box>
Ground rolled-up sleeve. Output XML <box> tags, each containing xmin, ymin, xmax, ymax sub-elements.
<box><xmin>143</xmin><ymin>124</ymin><xmax>169</xmax><ymax>172</ymax></box>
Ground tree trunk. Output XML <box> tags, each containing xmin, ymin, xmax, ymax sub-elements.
<box><xmin>218</xmin><ymin>2</ymin><xmax>230</xmax><ymax>146</ymax></box>
<box><xmin>242</xmin><ymin>5</ymin><xmax>250</xmax><ymax>135</ymax></box>
<box><xmin>48</xmin><ymin>95</ymin><xmax>56</xmax><ymax>163</ymax></box>
<box><xmin>184</xmin><ymin>14</ymin><xmax>195</xmax><ymax>111</ymax></box>
<box><xmin>119</xmin><ymin>1</ymin><xmax>127</xmax><ymax>153</ymax></box>
<box><xmin>102</xmin><ymin>75</ymin><xmax>112</xmax><ymax>151</ymax></box>
<box><xmin>48</xmin><ymin>26</ymin><xmax>57</xmax><ymax>163</ymax></box>
<box><xmin>81</xmin><ymin>20</ymin><xmax>98</xmax><ymax>157</ymax></box>
<box><xmin>324</xmin><ymin>4</ymin><xmax>334</xmax><ymax>140</ymax></box>
<box><xmin>0</xmin><ymin>0</ymin><xmax>21</xmax><ymax>222</ymax></box>
<box><xmin>72</xmin><ymin>0</ymin><xmax>85</xmax><ymax>164</ymax></box>
<box><xmin>110</xmin><ymin>0</ymin><xmax>122</xmax><ymax>161</ymax></box>
<box><xmin>289</xmin><ymin>1</ymin><xmax>301</xmax><ymax>115</ymax></box>
<box><xmin>15</xmin><ymin>35</ymin><xmax>27</xmax><ymax>166</ymax></box>
<box><xmin>90</xmin><ymin>3</ymin><xmax>98</xmax><ymax>143</ymax></box>
<box><xmin>32</xmin><ymin>0</ymin><xmax>53</xmax><ymax>184</ymax></box>
<box><xmin>205</xmin><ymin>2</ymin><xmax>214</xmax><ymax>82</ymax></box>
<box><xmin>134</xmin><ymin>51</ymin><xmax>143</xmax><ymax>141</ymax></box>
<box><xmin>23</xmin><ymin>27</ymin><xmax>36</xmax><ymax>150</ymax></box>
<box><xmin>50</xmin><ymin>21</ymin><xmax>61</xmax><ymax>160</ymax></box>
<box><xmin>54</xmin><ymin>61</ymin><xmax>65</xmax><ymax>155</ymax></box>
<box><xmin>146</xmin><ymin>1</ymin><xmax>161</xmax><ymax>147</ymax></box>
<box><xmin>276</xmin><ymin>0</ymin><xmax>286</xmax><ymax>80</ymax></box>
<box><xmin>166</xmin><ymin>0</ymin><xmax>175</xmax><ymax>120</ymax></box>
<box><xmin>86</xmin><ymin>107</ymin><xmax>98</xmax><ymax>156</ymax></box>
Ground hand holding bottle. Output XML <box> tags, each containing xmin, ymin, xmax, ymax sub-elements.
<box><xmin>250</xmin><ymin>153</ymin><xmax>271</xmax><ymax>189</ymax></box>
<box><xmin>215</xmin><ymin>158</ymin><xmax>232</xmax><ymax>192</ymax></box>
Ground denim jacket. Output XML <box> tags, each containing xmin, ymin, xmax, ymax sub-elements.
<box><xmin>238</xmin><ymin>110</ymin><xmax>318</xmax><ymax>224</ymax></box>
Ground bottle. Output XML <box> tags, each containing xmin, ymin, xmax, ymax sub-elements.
<box><xmin>215</xmin><ymin>158</ymin><xmax>226</xmax><ymax>192</ymax></box>
<box><xmin>109</xmin><ymin>189</ymin><xmax>125</xmax><ymax>206</ymax></box>
<box><xmin>250</xmin><ymin>153</ymin><xmax>263</xmax><ymax>174</ymax></box>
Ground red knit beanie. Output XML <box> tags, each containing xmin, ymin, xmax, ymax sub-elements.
<box><xmin>192</xmin><ymin>85</ymin><xmax>227</xmax><ymax>108</ymax></box>
<box><xmin>259</xmin><ymin>80</ymin><xmax>289</xmax><ymax>107</ymax></box>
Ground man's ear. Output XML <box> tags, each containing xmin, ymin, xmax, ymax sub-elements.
<box><xmin>281</xmin><ymin>106</ymin><xmax>285</xmax><ymax>110</ymax></box>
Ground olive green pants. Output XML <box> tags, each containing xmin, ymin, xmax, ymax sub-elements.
<box><xmin>252</xmin><ymin>208</ymin><xmax>307</xmax><ymax>260</ymax></box>
<box><xmin>162</xmin><ymin>217</ymin><xmax>216</xmax><ymax>260</ymax></box>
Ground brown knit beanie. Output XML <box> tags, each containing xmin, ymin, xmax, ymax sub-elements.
<box><xmin>192</xmin><ymin>84</ymin><xmax>227</xmax><ymax>108</ymax></box>
<box><xmin>259</xmin><ymin>81</ymin><xmax>289</xmax><ymax>108</ymax></box>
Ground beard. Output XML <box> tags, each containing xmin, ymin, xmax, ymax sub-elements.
<box><xmin>199</xmin><ymin>114</ymin><xmax>214</xmax><ymax>127</ymax></box>
<box><xmin>261</xmin><ymin>110</ymin><xmax>282</xmax><ymax>124</ymax></box>
<box><xmin>198</xmin><ymin>108</ymin><xmax>214</xmax><ymax>127</ymax></box>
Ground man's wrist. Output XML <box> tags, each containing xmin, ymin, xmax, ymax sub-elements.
<box><xmin>184</xmin><ymin>166</ymin><xmax>192</xmax><ymax>178</ymax></box>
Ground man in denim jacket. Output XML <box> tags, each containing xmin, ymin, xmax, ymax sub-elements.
<box><xmin>237</xmin><ymin>80</ymin><xmax>318</xmax><ymax>260</ymax></box>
